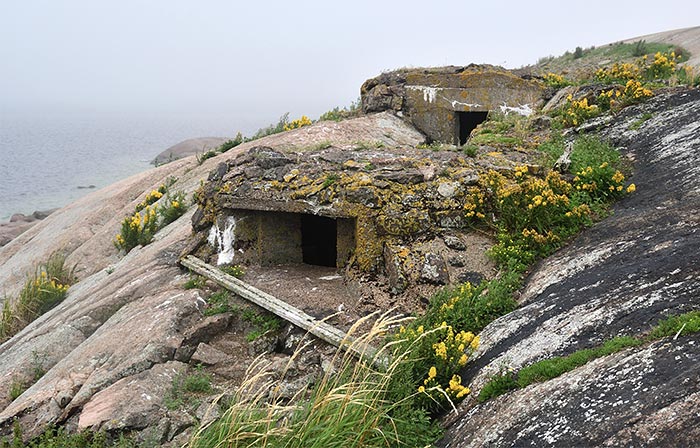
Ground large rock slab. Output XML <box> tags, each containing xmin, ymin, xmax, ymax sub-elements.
<box><xmin>440</xmin><ymin>336</ymin><xmax>700</xmax><ymax>447</ymax></box>
<box><xmin>440</xmin><ymin>88</ymin><xmax>700</xmax><ymax>446</ymax></box>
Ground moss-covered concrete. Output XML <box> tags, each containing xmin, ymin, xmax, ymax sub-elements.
<box><xmin>362</xmin><ymin>64</ymin><xmax>545</xmax><ymax>144</ymax></box>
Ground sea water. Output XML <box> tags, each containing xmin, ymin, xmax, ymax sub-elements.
<box><xmin>0</xmin><ymin>109</ymin><xmax>244</xmax><ymax>221</ymax></box>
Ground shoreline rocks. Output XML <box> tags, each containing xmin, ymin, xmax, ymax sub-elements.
<box><xmin>0</xmin><ymin>209</ymin><xmax>56</xmax><ymax>247</ymax></box>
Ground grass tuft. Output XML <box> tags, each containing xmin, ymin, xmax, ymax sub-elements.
<box><xmin>0</xmin><ymin>253</ymin><xmax>76</xmax><ymax>343</ymax></box>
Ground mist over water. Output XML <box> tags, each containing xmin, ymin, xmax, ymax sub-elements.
<box><xmin>0</xmin><ymin>108</ymin><xmax>254</xmax><ymax>221</ymax></box>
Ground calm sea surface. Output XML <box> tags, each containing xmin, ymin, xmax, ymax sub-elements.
<box><xmin>0</xmin><ymin>109</ymin><xmax>246</xmax><ymax>221</ymax></box>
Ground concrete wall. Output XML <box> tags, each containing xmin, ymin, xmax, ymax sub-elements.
<box><xmin>231</xmin><ymin>209</ymin><xmax>355</xmax><ymax>268</ymax></box>
<box><xmin>361</xmin><ymin>66</ymin><xmax>545</xmax><ymax>145</ymax></box>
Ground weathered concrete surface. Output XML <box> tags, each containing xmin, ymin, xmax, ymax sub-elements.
<box><xmin>439</xmin><ymin>88</ymin><xmax>700</xmax><ymax>447</ymax></box>
<box><xmin>361</xmin><ymin>65</ymin><xmax>544</xmax><ymax>144</ymax></box>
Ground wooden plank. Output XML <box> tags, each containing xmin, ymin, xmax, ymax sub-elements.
<box><xmin>180</xmin><ymin>255</ymin><xmax>380</xmax><ymax>363</ymax></box>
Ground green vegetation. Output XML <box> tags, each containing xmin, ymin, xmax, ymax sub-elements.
<box><xmin>188</xmin><ymin>315</ymin><xmax>441</xmax><ymax>448</ymax></box>
<box><xmin>321</xmin><ymin>173</ymin><xmax>339</xmax><ymax>189</ymax></box>
<box><xmin>318</xmin><ymin>99</ymin><xmax>361</xmax><ymax>122</ymax></box>
<box><xmin>0</xmin><ymin>253</ymin><xmax>75</xmax><ymax>343</ymax></box>
<box><xmin>219</xmin><ymin>264</ymin><xmax>245</xmax><ymax>279</ymax></box>
<box><xmin>479</xmin><ymin>310</ymin><xmax>700</xmax><ymax>402</ymax></box>
<box><xmin>249</xmin><ymin>113</ymin><xmax>290</xmax><ymax>140</ymax></box>
<box><xmin>463</xmin><ymin>144</ymin><xmax>479</xmax><ymax>157</ymax></box>
<box><xmin>0</xmin><ymin>423</ymin><xmax>139</xmax><ymax>448</ymax></box>
<box><xmin>629</xmin><ymin>112</ymin><xmax>654</xmax><ymax>130</ymax></box>
<box><xmin>463</xmin><ymin>135</ymin><xmax>634</xmax><ymax>273</ymax></box>
<box><xmin>203</xmin><ymin>291</ymin><xmax>235</xmax><ymax>316</ymax></box>
<box><xmin>284</xmin><ymin>115</ymin><xmax>313</xmax><ymax>131</ymax></box>
<box><xmin>183</xmin><ymin>275</ymin><xmax>206</xmax><ymax>290</ymax></box>
<box><xmin>218</xmin><ymin>132</ymin><xmax>244</xmax><ymax>153</ymax></box>
<box><xmin>7</xmin><ymin>351</ymin><xmax>47</xmax><ymax>401</ymax></box>
<box><xmin>196</xmin><ymin>149</ymin><xmax>219</xmax><ymax>165</ymax></box>
<box><xmin>241</xmin><ymin>309</ymin><xmax>282</xmax><ymax>342</ymax></box>
<box><xmin>114</xmin><ymin>182</ymin><xmax>188</xmax><ymax>253</ymax></box>
<box><xmin>164</xmin><ymin>365</ymin><xmax>213</xmax><ymax>411</ymax></box>
<box><xmin>647</xmin><ymin>310</ymin><xmax>700</xmax><ymax>339</ymax></box>
<box><xmin>542</xmin><ymin>41</ymin><xmax>684</xmax><ymax>70</ymax></box>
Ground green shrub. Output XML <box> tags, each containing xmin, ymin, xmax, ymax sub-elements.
<box><xmin>159</xmin><ymin>190</ymin><xmax>187</xmax><ymax>226</ymax></box>
<box><xmin>632</xmin><ymin>40</ymin><xmax>647</xmax><ymax>57</ymax></box>
<box><xmin>196</xmin><ymin>149</ymin><xmax>218</xmax><ymax>165</ymax></box>
<box><xmin>248</xmin><ymin>113</ymin><xmax>289</xmax><ymax>140</ymax></box>
<box><xmin>135</xmin><ymin>185</ymin><xmax>166</xmax><ymax>212</ymax></box>
<box><xmin>113</xmin><ymin>206</ymin><xmax>159</xmax><ymax>253</ymax></box>
<box><xmin>541</xmin><ymin>72</ymin><xmax>571</xmax><ymax>89</ymax></box>
<box><xmin>0</xmin><ymin>253</ymin><xmax>76</xmax><ymax>343</ymax></box>
<box><xmin>218</xmin><ymin>132</ymin><xmax>244</xmax><ymax>153</ymax></box>
<box><xmin>115</xmin><ymin>184</ymin><xmax>188</xmax><ymax>253</ymax></box>
<box><xmin>477</xmin><ymin>368</ymin><xmax>518</xmax><ymax>402</ymax></box>
<box><xmin>283</xmin><ymin>115</ymin><xmax>313</xmax><ymax>131</ymax></box>
<box><xmin>318</xmin><ymin>99</ymin><xmax>361</xmax><ymax>122</ymax></box>
<box><xmin>463</xmin><ymin>144</ymin><xmax>479</xmax><ymax>157</ymax></box>
<box><xmin>182</xmin><ymin>366</ymin><xmax>212</xmax><ymax>394</ymax></box>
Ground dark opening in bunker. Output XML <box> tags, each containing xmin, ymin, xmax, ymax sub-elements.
<box><xmin>301</xmin><ymin>215</ymin><xmax>338</xmax><ymax>267</ymax></box>
<box><xmin>457</xmin><ymin>111</ymin><xmax>489</xmax><ymax>145</ymax></box>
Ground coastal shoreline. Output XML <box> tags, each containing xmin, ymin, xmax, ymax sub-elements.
<box><xmin>0</xmin><ymin>209</ymin><xmax>56</xmax><ymax>247</ymax></box>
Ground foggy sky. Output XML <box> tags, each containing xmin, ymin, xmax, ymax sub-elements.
<box><xmin>1</xmin><ymin>0</ymin><xmax>698</xmax><ymax>134</ymax></box>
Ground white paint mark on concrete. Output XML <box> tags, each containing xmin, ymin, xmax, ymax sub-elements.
<box><xmin>407</xmin><ymin>85</ymin><xmax>440</xmax><ymax>103</ymax></box>
<box><xmin>499</xmin><ymin>103</ymin><xmax>534</xmax><ymax>116</ymax></box>
<box><xmin>208</xmin><ymin>216</ymin><xmax>236</xmax><ymax>265</ymax></box>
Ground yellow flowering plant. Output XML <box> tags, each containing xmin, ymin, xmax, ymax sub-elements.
<box><xmin>283</xmin><ymin>115</ymin><xmax>313</xmax><ymax>131</ymax></box>
<box><xmin>392</xmin><ymin>317</ymin><xmax>480</xmax><ymax>413</ymax></box>
<box><xmin>135</xmin><ymin>184</ymin><xmax>166</xmax><ymax>211</ymax></box>
<box><xmin>561</xmin><ymin>95</ymin><xmax>599</xmax><ymax>127</ymax></box>
<box><xmin>542</xmin><ymin>72</ymin><xmax>571</xmax><ymax>89</ymax></box>
<box><xmin>114</xmin><ymin>205</ymin><xmax>159</xmax><ymax>253</ymax></box>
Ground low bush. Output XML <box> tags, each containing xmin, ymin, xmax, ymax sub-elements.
<box><xmin>183</xmin><ymin>275</ymin><xmax>206</xmax><ymax>290</ymax></box>
<box><xmin>0</xmin><ymin>253</ymin><xmax>75</xmax><ymax>343</ymax></box>
<box><xmin>283</xmin><ymin>115</ymin><xmax>313</xmax><ymax>131</ymax></box>
<box><xmin>218</xmin><ymin>132</ymin><xmax>244</xmax><ymax>153</ymax></box>
<box><xmin>464</xmin><ymin>136</ymin><xmax>634</xmax><ymax>272</ymax></box>
<box><xmin>318</xmin><ymin>100</ymin><xmax>361</xmax><ymax>122</ymax></box>
<box><xmin>542</xmin><ymin>72</ymin><xmax>571</xmax><ymax>89</ymax></box>
<box><xmin>114</xmin><ymin>206</ymin><xmax>159</xmax><ymax>253</ymax></box>
<box><xmin>114</xmin><ymin>184</ymin><xmax>188</xmax><ymax>253</ymax></box>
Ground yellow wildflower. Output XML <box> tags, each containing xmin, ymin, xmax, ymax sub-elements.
<box><xmin>428</xmin><ymin>366</ymin><xmax>437</xmax><ymax>379</ymax></box>
<box><xmin>626</xmin><ymin>183</ymin><xmax>636</xmax><ymax>193</ymax></box>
